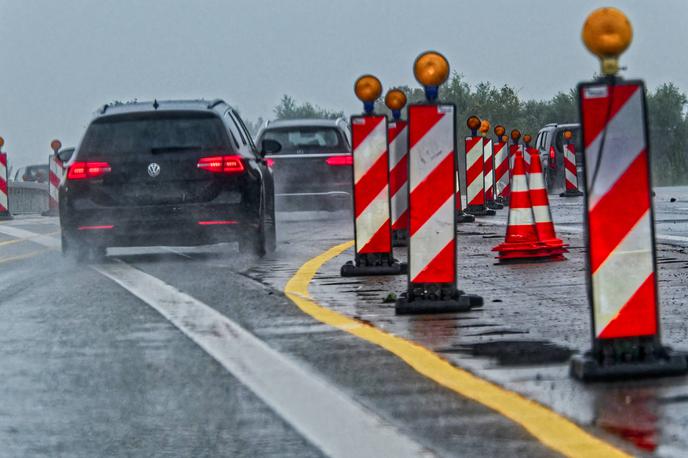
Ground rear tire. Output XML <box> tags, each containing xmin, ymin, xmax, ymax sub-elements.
<box><xmin>240</xmin><ymin>201</ymin><xmax>276</xmax><ymax>258</ymax></box>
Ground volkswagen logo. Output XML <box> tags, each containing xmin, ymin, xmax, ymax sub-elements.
<box><xmin>147</xmin><ymin>162</ymin><xmax>161</xmax><ymax>177</ymax></box>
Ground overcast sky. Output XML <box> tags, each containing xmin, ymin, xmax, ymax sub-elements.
<box><xmin>1</xmin><ymin>0</ymin><xmax>686</xmax><ymax>168</ymax></box>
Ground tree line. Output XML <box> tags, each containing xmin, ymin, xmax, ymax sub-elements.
<box><xmin>256</xmin><ymin>74</ymin><xmax>688</xmax><ymax>186</ymax></box>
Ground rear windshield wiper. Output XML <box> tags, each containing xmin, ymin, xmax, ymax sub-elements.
<box><xmin>150</xmin><ymin>146</ymin><xmax>204</xmax><ymax>154</ymax></box>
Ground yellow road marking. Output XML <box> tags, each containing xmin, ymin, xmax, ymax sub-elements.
<box><xmin>0</xmin><ymin>249</ymin><xmax>48</xmax><ymax>264</ymax></box>
<box><xmin>285</xmin><ymin>240</ymin><xmax>631</xmax><ymax>458</ymax></box>
<box><xmin>0</xmin><ymin>231</ymin><xmax>59</xmax><ymax>248</ymax></box>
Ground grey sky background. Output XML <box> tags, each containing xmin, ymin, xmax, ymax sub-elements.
<box><xmin>0</xmin><ymin>0</ymin><xmax>685</xmax><ymax>169</ymax></box>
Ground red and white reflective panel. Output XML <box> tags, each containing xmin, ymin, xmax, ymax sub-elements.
<box><xmin>494</xmin><ymin>140</ymin><xmax>509</xmax><ymax>198</ymax></box>
<box><xmin>580</xmin><ymin>81</ymin><xmax>657</xmax><ymax>339</ymax></box>
<box><xmin>564</xmin><ymin>143</ymin><xmax>579</xmax><ymax>191</ymax></box>
<box><xmin>523</xmin><ymin>144</ymin><xmax>531</xmax><ymax>170</ymax></box>
<box><xmin>388</xmin><ymin>120</ymin><xmax>408</xmax><ymax>231</ymax></box>
<box><xmin>408</xmin><ymin>104</ymin><xmax>456</xmax><ymax>284</ymax></box>
<box><xmin>0</xmin><ymin>153</ymin><xmax>8</xmax><ymax>214</ymax></box>
<box><xmin>483</xmin><ymin>138</ymin><xmax>494</xmax><ymax>201</ymax></box>
<box><xmin>465</xmin><ymin>136</ymin><xmax>484</xmax><ymax>207</ymax></box>
<box><xmin>351</xmin><ymin>115</ymin><xmax>391</xmax><ymax>255</ymax></box>
<box><xmin>48</xmin><ymin>154</ymin><xmax>65</xmax><ymax>210</ymax></box>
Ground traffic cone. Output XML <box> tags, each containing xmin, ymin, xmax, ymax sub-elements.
<box><xmin>527</xmin><ymin>149</ymin><xmax>568</xmax><ymax>259</ymax></box>
<box><xmin>492</xmin><ymin>148</ymin><xmax>554</xmax><ymax>262</ymax></box>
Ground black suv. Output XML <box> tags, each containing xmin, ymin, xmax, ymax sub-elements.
<box><xmin>59</xmin><ymin>99</ymin><xmax>277</xmax><ymax>259</ymax></box>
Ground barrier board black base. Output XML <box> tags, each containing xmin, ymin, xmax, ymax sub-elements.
<box><xmin>487</xmin><ymin>201</ymin><xmax>504</xmax><ymax>210</ymax></box>
<box><xmin>341</xmin><ymin>260</ymin><xmax>407</xmax><ymax>277</ymax></box>
<box><xmin>392</xmin><ymin>229</ymin><xmax>409</xmax><ymax>247</ymax></box>
<box><xmin>465</xmin><ymin>206</ymin><xmax>496</xmax><ymax>217</ymax></box>
<box><xmin>560</xmin><ymin>189</ymin><xmax>584</xmax><ymax>197</ymax></box>
<box><xmin>570</xmin><ymin>348</ymin><xmax>688</xmax><ymax>382</ymax></box>
<box><xmin>456</xmin><ymin>212</ymin><xmax>475</xmax><ymax>224</ymax></box>
<box><xmin>395</xmin><ymin>291</ymin><xmax>483</xmax><ymax>315</ymax></box>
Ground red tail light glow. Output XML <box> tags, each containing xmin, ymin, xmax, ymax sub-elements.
<box><xmin>266</xmin><ymin>158</ymin><xmax>275</xmax><ymax>167</ymax></box>
<box><xmin>549</xmin><ymin>146</ymin><xmax>557</xmax><ymax>169</ymax></box>
<box><xmin>78</xmin><ymin>225</ymin><xmax>114</xmax><ymax>230</ymax></box>
<box><xmin>197</xmin><ymin>220</ymin><xmax>238</xmax><ymax>225</ymax></box>
<box><xmin>197</xmin><ymin>155</ymin><xmax>245</xmax><ymax>174</ymax></box>
<box><xmin>67</xmin><ymin>161</ymin><xmax>112</xmax><ymax>180</ymax></box>
<box><xmin>326</xmin><ymin>155</ymin><xmax>353</xmax><ymax>166</ymax></box>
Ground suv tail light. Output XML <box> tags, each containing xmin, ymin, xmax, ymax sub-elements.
<box><xmin>67</xmin><ymin>161</ymin><xmax>112</xmax><ymax>180</ymax></box>
<box><xmin>549</xmin><ymin>147</ymin><xmax>557</xmax><ymax>169</ymax></box>
<box><xmin>197</xmin><ymin>155</ymin><xmax>245</xmax><ymax>174</ymax></box>
<box><xmin>326</xmin><ymin>155</ymin><xmax>353</xmax><ymax>166</ymax></box>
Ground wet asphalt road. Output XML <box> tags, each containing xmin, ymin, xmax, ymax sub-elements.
<box><xmin>1</xmin><ymin>213</ymin><xmax>556</xmax><ymax>457</ymax></box>
<box><xmin>2</xmin><ymin>187</ymin><xmax>688</xmax><ymax>457</ymax></box>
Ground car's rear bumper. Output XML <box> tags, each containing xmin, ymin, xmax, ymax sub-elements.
<box><xmin>61</xmin><ymin>202</ymin><xmax>257</xmax><ymax>247</ymax></box>
<box><xmin>275</xmin><ymin>190</ymin><xmax>352</xmax><ymax>211</ymax></box>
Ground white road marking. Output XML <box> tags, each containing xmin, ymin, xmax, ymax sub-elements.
<box><xmin>0</xmin><ymin>223</ymin><xmax>432</xmax><ymax>458</ymax></box>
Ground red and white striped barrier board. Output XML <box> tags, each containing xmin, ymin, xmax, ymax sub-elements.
<box><xmin>341</xmin><ymin>115</ymin><xmax>403</xmax><ymax>276</ymax></box>
<box><xmin>48</xmin><ymin>154</ymin><xmax>65</xmax><ymax>211</ymax></box>
<box><xmin>483</xmin><ymin>137</ymin><xmax>494</xmax><ymax>203</ymax></box>
<box><xmin>581</xmin><ymin>82</ymin><xmax>657</xmax><ymax>340</ymax></box>
<box><xmin>571</xmin><ymin>79</ymin><xmax>687</xmax><ymax>380</ymax></box>
<box><xmin>396</xmin><ymin>104</ymin><xmax>481</xmax><ymax>313</ymax></box>
<box><xmin>560</xmin><ymin>141</ymin><xmax>583</xmax><ymax>197</ymax></box>
<box><xmin>409</xmin><ymin>105</ymin><xmax>456</xmax><ymax>284</ymax></box>
<box><xmin>465</xmin><ymin>136</ymin><xmax>485</xmax><ymax>211</ymax></box>
<box><xmin>0</xmin><ymin>153</ymin><xmax>10</xmax><ymax>219</ymax></box>
<box><xmin>388</xmin><ymin>120</ymin><xmax>409</xmax><ymax>244</ymax></box>
<box><xmin>494</xmin><ymin>139</ymin><xmax>509</xmax><ymax>201</ymax></box>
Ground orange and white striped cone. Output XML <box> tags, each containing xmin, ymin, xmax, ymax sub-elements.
<box><xmin>527</xmin><ymin>148</ymin><xmax>568</xmax><ymax>259</ymax></box>
<box><xmin>560</xmin><ymin>139</ymin><xmax>583</xmax><ymax>197</ymax></box>
<box><xmin>492</xmin><ymin>148</ymin><xmax>555</xmax><ymax>262</ymax></box>
<box><xmin>341</xmin><ymin>114</ymin><xmax>405</xmax><ymax>277</ymax></box>
<box><xmin>571</xmin><ymin>77</ymin><xmax>687</xmax><ymax>381</ymax></box>
<box><xmin>0</xmin><ymin>152</ymin><xmax>12</xmax><ymax>220</ymax></box>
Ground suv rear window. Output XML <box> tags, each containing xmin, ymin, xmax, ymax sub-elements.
<box><xmin>261</xmin><ymin>127</ymin><xmax>345</xmax><ymax>152</ymax></box>
<box><xmin>79</xmin><ymin>111</ymin><xmax>230</xmax><ymax>157</ymax></box>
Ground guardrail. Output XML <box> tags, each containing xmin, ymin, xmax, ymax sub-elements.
<box><xmin>9</xmin><ymin>181</ymin><xmax>49</xmax><ymax>214</ymax></box>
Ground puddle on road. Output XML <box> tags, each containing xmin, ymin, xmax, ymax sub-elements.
<box><xmin>440</xmin><ymin>340</ymin><xmax>575</xmax><ymax>366</ymax></box>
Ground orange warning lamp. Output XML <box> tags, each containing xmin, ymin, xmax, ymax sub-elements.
<box><xmin>510</xmin><ymin>129</ymin><xmax>521</xmax><ymax>142</ymax></box>
<box><xmin>354</xmin><ymin>75</ymin><xmax>382</xmax><ymax>115</ymax></box>
<box><xmin>50</xmin><ymin>139</ymin><xmax>62</xmax><ymax>152</ymax></box>
<box><xmin>0</xmin><ymin>136</ymin><xmax>4</xmax><ymax>150</ymax></box>
<box><xmin>385</xmin><ymin>89</ymin><xmax>407</xmax><ymax>121</ymax></box>
<box><xmin>467</xmin><ymin>116</ymin><xmax>481</xmax><ymax>135</ymax></box>
<box><xmin>494</xmin><ymin>125</ymin><xmax>506</xmax><ymax>137</ymax></box>
<box><xmin>501</xmin><ymin>135</ymin><xmax>508</xmax><ymax>143</ymax></box>
<box><xmin>563</xmin><ymin>130</ymin><xmax>573</xmax><ymax>141</ymax></box>
<box><xmin>413</xmin><ymin>51</ymin><xmax>450</xmax><ymax>102</ymax></box>
<box><xmin>582</xmin><ymin>7</ymin><xmax>633</xmax><ymax>76</ymax></box>
<box><xmin>479</xmin><ymin>119</ymin><xmax>490</xmax><ymax>137</ymax></box>
<box><xmin>523</xmin><ymin>134</ymin><xmax>532</xmax><ymax>145</ymax></box>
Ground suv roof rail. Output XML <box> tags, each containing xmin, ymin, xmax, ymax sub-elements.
<box><xmin>207</xmin><ymin>99</ymin><xmax>225</xmax><ymax>109</ymax></box>
<box><xmin>100</xmin><ymin>104</ymin><xmax>109</xmax><ymax>114</ymax></box>
<box><xmin>544</xmin><ymin>123</ymin><xmax>558</xmax><ymax>127</ymax></box>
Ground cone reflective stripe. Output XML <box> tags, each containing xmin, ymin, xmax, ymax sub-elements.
<box><xmin>483</xmin><ymin>137</ymin><xmax>494</xmax><ymax>202</ymax></box>
<box><xmin>388</xmin><ymin>120</ymin><xmax>409</xmax><ymax>242</ymax></box>
<box><xmin>571</xmin><ymin>79</ymin><xmax>687</xmax><ymax>381</ymax></box>
<box><xmin>527</xmin><ymin>148</ymin><xmax>567</xmax><ymax>257</ymax></box>
<box><xmin>352</xmin><ymin>115</ymin><xmax>390</xmax><ymax>253</ymax></box>
<box><xmin>341</xmin><ymin>114</ymin><xmax>403</xmax><ymax>276</ymax></box>
<box><xmin>0</xmin><ymin>153</ymin><xmax>10</xmax><ymax>219</ymax></box>
<box><xmin>560</xmin><ymin>141</ymin><xmax>584</xmax><ymax>197</ymax></box>
<box><xmin>494</xmin><ymin>139</ymin><xmax>509</xmax><ymax>200</ymax></box>
<box><xmin>48</xmin><ymin>154</ymin><xmax>65</xmax><ymax>211</ymax></box>
<box><xmin>465</xmin><ymin>136</ymin><xmax>484</xmax><ymax>209</ymax></box>
<box><xmin>408</xmin><ymin>105</ymin><xmax>456</xmax><ymax>283</ymax></box>
<box><xmin>580</xmin><ymin>82</ymin><xmax>659</xmax><ymax>339</ymax></box>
